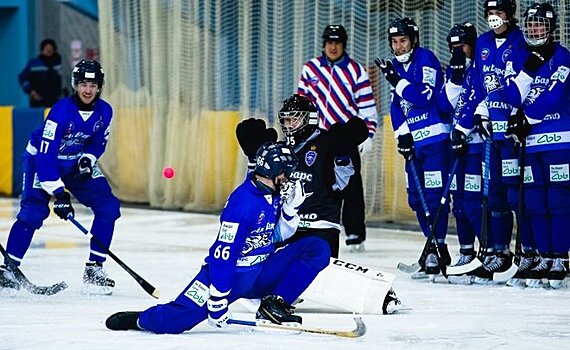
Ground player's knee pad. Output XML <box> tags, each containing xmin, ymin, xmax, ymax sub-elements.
<box><xmin>92</xmin><ymin>195</ymin><xmax>121</xmax><ymax>221</ymax></box>
<box><xmin>16</xmin><ymin>202</ymin><xmax>50</xmax><ymax>230</ymax></box>
<box><xmin>547</xmin><ymin>185</ymin><xmax>570</xmax><ymax>215</ymax></box>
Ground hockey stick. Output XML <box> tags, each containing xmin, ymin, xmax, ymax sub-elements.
<box><xmin>68</xmin><ymin>216</ymin><xmax>160</xmax><ymax>299</ymax></box>
<box><xmin>0</xmin><ymin>242</ymin><xmax>68</xmax><ymax>295</ymax></box>
<box><xmin>447</xmin><ymin>135</ymin><xmax>492</xmax><ymax>275</ymax></box>
<box><xmin>228</xmin><ymin>317</ymin><xmax>366</xmax><ymax>338</ymax></box>
<box><xmin>493</xmin><ymin>141</ymin><xmax>526</xmax><ymax>282</ymax></box>
<box><xmin>397</xmin><ymin>158</ymin><xmax>458</xmax><ymax>277</ymax></box>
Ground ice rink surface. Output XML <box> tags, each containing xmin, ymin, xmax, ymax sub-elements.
<box><xmin>1</xmin><ymin>197</ymin><xmax>569</xmax><ymax>350</ymax></box>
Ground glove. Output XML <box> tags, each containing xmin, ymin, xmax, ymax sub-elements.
<box><xmin>396</xmin><ymin>133</ymin><xmax>414</xmax><ymax>160</ymax></box>
<box><xmin>281</xmin><ymin>180</ymin><xmax>307</xmax><ymax>216</ymax></box>
<box><xmin>505</xmin><ymin>109</ymin><xmax>531</xmax><ymax>144</ymax></box>
<box><xmin>207</xmin><ymin>293</ymin><xmax>231</xmax><ymax>329</ymax></box>
<box><xmin>449</xmin><ymin>47</ymin><xmax>466</xmax><ymax>84</ymax></box>
<box><xmin>236</xmin><ymin>118</ymin><xmax>278</xmax><ymax>158</ymax></box>
<box><xmin>53</xmin><ymin>188</ymin><xmax>74</xmax><ymax>220</ymax></box>
<box><xmin>77</xmin><ymin>156</ymin><xmax>93</xmax><ymax>182</ymax></box>
<box><xmin>450</xmin><ymin>129</ymin><xmax>468</xmax><ymax>156</ymax></box>
<box><xmin>523</xmin><ymin>43</ymin><xmax>556</xmax><ymax>74</ymax></box>
<box><xmin>358</xmin><ymin>137</ymin><xmax>373</xmax><ymax>154</ymax></box>
<box><xmin>374</xmin><ymin>58</ymin><xmax>401</xmax><ymax>88</ymax></box>
<box><xmin>475</xmin><ymin>114</ymin><xmax>492</xmax><ymax>140</ymax></box>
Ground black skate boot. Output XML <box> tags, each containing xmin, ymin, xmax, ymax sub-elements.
<box><xmin>106</xmin><ymin>311</ymin><xmax>142</xmax><ymax>331</ymax></box>
<box><xmin>346</xmin><ymin>234</ymin><xmax>365</xmax><ymax>253</ymax></box>
<box><xmin>547</xmin><ymin>253</ymin><xmax>569</xmax><ymax>289</ymax></box>
<box><xmin>256</xmin><ymin>295</ymin><xmax>302</xmax><ymax>325</ymax></box>
<box><xmin>506</xmin><ymin>252</ymin><xmax>540</xmax><ymax>287</ymax></box>
<box><xmin>83</xmin><ymin>262</ymin><xmax>115</xmax><ymax>295</ymax></box>
<box><xmin>473</xmin><ymin>252</ymin><xmax>512</xmax><ymax>284</ymax></box>
<box><xmin>0</xmin><ymin>264</ymin><xmax>21</xmax><ymax>294</ymax></box>
<box><xmin>382</xmin><ymin>288</ymin><xmax>411</xmax><ymax>314</ymax></box>
<box><xmin>451</xmin><ymin>248</ymin><xmax>476</xmax><ymax>268</ymax></box>
<box><xmin>526</xmin><ymin>255</ymin><xmax>552</xmax><ymax>288</ymax></box>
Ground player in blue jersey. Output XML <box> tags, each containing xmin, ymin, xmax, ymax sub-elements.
<box><xmin>105</xmin><ymin>142</ymin><xmax>331</xmax><ymax>333</ymax></box>
<box><xmin>459</xmin><ymin>0</ymin><xmax>529</xmax><ymax>284</ymax></box>
<box><xmin>437</xmin><ymin>22</ymin><xmax>483</xmax><ymax>273</ymax></box>
<box><xmin>297</xmin><ymin>25</ymin><xmax>378</xmax><ymax>252</ymax></box>
<box><xmin>0</xmin><ymin>60</ymin><xmax>119</xmax><ymax>295</ymax></box>
<box><xmin>375</xmin><ymin>17</ymin><xmax>452</xmax><ymax>278</ymax></box>
<box><xmin>502</xmin><ymin>2</ymin><xmax>570</xmax><ymax>289</ymax></box>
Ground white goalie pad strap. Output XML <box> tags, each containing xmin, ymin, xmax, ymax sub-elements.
<box><xmin>299</xmin><ymin>258</ymin><xmax>396</xmax><ymax>314</ymax></box>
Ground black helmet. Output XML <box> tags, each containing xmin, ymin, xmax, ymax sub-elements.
<box><xmin>322</xmin><ymin>25</ymin><xmax>348</xmax><ymax>48</ymax></box>
<box><xmin>484</xmin><ymin>0</ymin><xmax>517</xmax><ymax>19</ymax></box>
<box><xmin>446</xmin><ymin>22</ymin><xmax>478</xmax><ymax>51</ymax></box>
<box><xmin>254</xmin><ymin>142</ymin><xmax>298</xmax><ymax>180</ymax></box>
<box><xmin>387</xmin><ymin>17</ymin><xmax>419</xmax><ymax>48</ymax></box>
<box><xmin>71</xmin><ymin>60</ymin><xmax>104</xmax><ymax>90</ymax></box>
<box><xmin>278</xmin><ymin>94</ymin><xmax>319</xmax><ymax>146</ymax></box>
<box><xmin>523</xmin><ymin>2</ymin><xmax>557</xmax><ymax>47</ymax></box>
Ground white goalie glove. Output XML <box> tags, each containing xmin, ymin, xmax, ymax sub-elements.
<box><xmin>281</xmin><ymin>180</ymin><xmax>308</xmax><ymax>217</ymax></box>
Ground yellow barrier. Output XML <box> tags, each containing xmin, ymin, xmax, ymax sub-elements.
<box><xmin>0</xmin><ymin>106</ymin><xmax>14</xmax><ymax>195</ymax></box>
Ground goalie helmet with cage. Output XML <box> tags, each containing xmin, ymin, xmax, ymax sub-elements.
<box><xmin>71</xmin><ymin>60</ymin><xmax>105</xmax><ymax>92</ymax></box>
<box><xmin>254</xmin><ymin>142</ymin><xmax>298</xmax><ymax>181</ymax></box>
<box><xmin>278</xmin><ymin>94</ymin><xmax>319</xmax><ymax>146</ymax></box>
<box><xmin>446</xmin><ymin>22</ymin><xmax>477</xmax><ymax>52</ymax></box>
<box><xmin>387</xmin><ymin>17</ymin><xmax>420</xmax><ymax>63</ymax></box>
<box><xmin>522</xmin><ymin>2</ymin><xmax>557</xmax><ymax>47</ymax></box>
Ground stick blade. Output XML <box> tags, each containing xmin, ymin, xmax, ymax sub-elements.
<box><xmin>397</xmin><ymin>261</ymin><xmax>421</xmax><ymax>273</ymax></box>
<box><xmin>493</xmin><ymin>262</ymin><xmax>519</xmax><ymax>282</ymax></box>
<box><xmin>446</xmin><ymin>258</ymin><xmax>483</xmax><ymax>275</ymax></box>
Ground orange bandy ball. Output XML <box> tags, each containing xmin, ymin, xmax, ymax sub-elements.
<box><xmin>163</xmin><ymin>167</ymin><xmax>175</xmax><ymax>179</ymax></box>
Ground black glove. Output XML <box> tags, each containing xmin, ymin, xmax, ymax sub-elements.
<box><xmin>449</xmin><ymin>47</ymin><xmax>466</xmax><ymax>84</ymax></box>
<box><xmin>397</xmin><ymin>133</ymin><xmax>414</xmax><ymax>160</ymax></box>
<box><xmin>524</xmin><ymin>43</ymin><xmax>556</xmax><ymax>74</ymax></box>
<box><xmin>475</xmin><ymin>114</ymin><xmax>492</xmax><ymax>140</ymax></box>
<box><xmin>374</xmin><ymin>58</ymin><xmax>401</xmax><ymax>88</ymax></box>
<box><xmin>450</xmin><ymin>129</ymin><xmax>468</xmax><ymax>156</ymax></box>
<box><xmin>236</xmin><ymin>118</ymin><xmax>278</xmax><ymax>158</ymax></box>
<box><xmin>77</xmin><ymin>156</ymin><xmax>93</xmax><ymax>182</ymax></box>
<box><xmin>505</xmin><ymin>109</ymin><xmax>531</xmax><ymax>144</ymax></box>
<box><xmin>53</xmin><ymin>189</ymin><xmax>74</xmax><ymax>220</ymax></box>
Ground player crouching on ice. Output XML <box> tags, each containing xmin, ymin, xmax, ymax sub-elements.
<box><xmin>106</xmin><ymin>142</ymin><xmax>332</xmax><ymax>333</ymax></box>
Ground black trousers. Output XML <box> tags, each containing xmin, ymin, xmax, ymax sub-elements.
<box><xmin>341</xmin><ymin>147</ymin><xmax>366</xmax><ymax>242</ymax></box>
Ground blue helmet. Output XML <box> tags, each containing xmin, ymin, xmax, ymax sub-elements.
<box><xmin>71</xmin><ymin>60</ymin><xmax>105</xmax><ymax>90</ymax></box>
<box><xmin>254</xmin><ymin>142</ymin><xmax>298</xmax><ymax>180</ymax></box>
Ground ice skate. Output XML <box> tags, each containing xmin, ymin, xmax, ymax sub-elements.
<box><xmin>0</xmin><ymin>264</ymin><xmax>21</xmax><ymax>296</ymax></box>
<box><xmin>382</xmin><ymin>288</ymin><xmax>411</xmax><ymax>315</ymax></box>
<box><xmin>256</xmin><ymin>295</ymin><xmax>302</xmax><ymax>326</ymax></box>
<box><xmin>82</xmin><ymin>262</ymin><xmax>115</xmax><ymax>295</ymax></box>
<box><xmin>525</xmin><ymin>256</ymin><xmax>552</xmax><ymax>288</ymax></box>
<box><xmin>547</xmin><ymin>256</ymin><xmax>568</xmax><ymax>289</ymax></box>
<box><xmin>473</xmin><ymin>252</ymin><xmax>512</xmax><ymax>285</ymax></box>
<box><xmin>106</xmin><ymin>311</ymin><xmax>142</xmax><ymax>331</ymax></box>
<box><xmin>506</xmin><ymin>252</ymin><xmax>540</xmax><ymax>288</ymax></box>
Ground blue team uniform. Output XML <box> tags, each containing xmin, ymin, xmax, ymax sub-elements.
<box><xmin>438</xmin><ymin>63</ymin><xmax>487</xmax><ymax>249</ymax></box>
<box><xmin>503</xmin><ymin>42</ymin><xmax>570</xmax><ymax>255</ymax></box>
<box><xmin>466</xmin><ymin>27</ymin><xmax>527</xmax><ymax>252</ymax></box>
<box><xmin>390</xmin><ymin>47</ymin><xmax>451</xmax><ymax>241</ymax></box>
<box><xmin>138</xmin><ymin>174</ymin><xmax>330</xmax><ymax>334</ymax></box>
<box><xmin>5</xmin><ymin>95</ymin><xmax>120</xmax><ymax>265</ymax></box>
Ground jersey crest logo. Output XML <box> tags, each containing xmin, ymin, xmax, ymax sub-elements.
<box><xmin>93</xmin><ymin>117</ymin><xmax>104</xmax><ymax>133</ymax></box>
<box><xmin>305</xmin><ymin>151</ymin><xmax>317</xmax><ymax>167</ymax></box>
<box><xmin>309</xmin><ymin>76</ymin><xmax>319</xmax><ymax>86</ymax></box>
<box><xmin>481</xmin><ymin>48</ymin><xmax>490</xmax><ymax>61</ymax></box>
<box><xmin>501</xmin><ymin>48</ymin><xmax>512</xmax><ymax>63</ymax></box>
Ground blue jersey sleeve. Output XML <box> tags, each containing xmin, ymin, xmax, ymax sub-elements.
<box><xmin>395</xmin><ymin>50</ymin><xmax>443</xmax><ymax>108</ymax></box>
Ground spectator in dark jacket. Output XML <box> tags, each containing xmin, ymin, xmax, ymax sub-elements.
<box><xmin>18</xmin><ymin>39</ymin><xmax>63</xmax><ymax>107</ymax></box>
